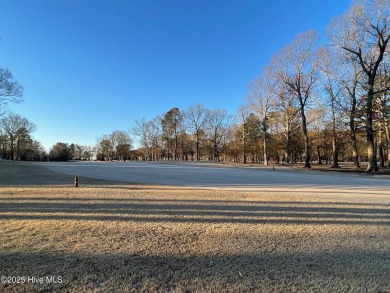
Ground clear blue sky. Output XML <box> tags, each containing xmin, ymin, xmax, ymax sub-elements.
<box><xmin>0</xmin><ymin>0</ymin><xmax>351</xmax><ymax>150</ymax></box>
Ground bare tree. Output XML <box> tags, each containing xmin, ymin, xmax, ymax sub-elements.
<box><xmin>307</xmin><ymin>107</ymin><xmax>327</xmax><ymax>165</ymax></box>
<box><xmin>108</xmin><ymin>132</ymin><xmax>118</xmax><ymax>160</ymax></box>
<box><xmin>132</xmin><ymin>117</ymin><xmax>162</xmax><ymax>161</ymax></box>
<box><xmin>150</xmin><ymin>117</ymin><xmax>162</xmax><ymax>161</ymax></box>
<box><xmin>236</xmin><ymin>105</ymin><xmax>250</xmax><ymax>163</ymax></box>
<box><xmin>178</xmin><ymin>114</ymin><xmax>187</xmax><ymax>161</ymax></box>
<box><xmin>333</xmin><ymin>53</ymin><xmax>364</xmax><ymax>169</ymax></box>
<box><xmin>329</xmin><ymin>0</ymin><xmax>390</xmax><ymax>172</ymax></box>
<box><xmin>1</xmin><ymin>113</ymin><xmax>35</xmax><ymax>161</ymax></box>
<box><xmin>378</xmin><ymin>76</ymin><xmax>390</xmax><ymax>167</ymax></box>
<box><xmin>374</xmin><ymin>72</ymin><xmax>390</xmax><ymax>167</ymax></box>
<box><xmin>114</xmin><ymin>130</ymin><xmax>132</xmax><ymax>161</ymax></box>
<box><xmin>185</xmin><ymin>104</ymin><xmax>208</xmax><ymax>161</ymax></box>
<box><xmin>316</xmin><ymin>46</ymin><xmax>343</xmax><ymax>168</ymax></box>
<box><xmin>274</xmin><ymin>30</ymin><xmax>319</xmax><ymax>168</ymax></box>
<box><xmin>132</xmin><ymin>117</ymin><xmax>153</xmax><ymax>160</ymax></box>
<box><xmin>79</xmin><ymin>145</ymin><xmax>95</xmax><ymax>160</ymax></box>
<box><xmin>96</xmin><ymin>135</ymin><xmax>113</xmax><ymax>161</ymax></box>
<box><xmin>274</xmin><ymin>81</ymin><xmax>299</xmax><ymax>164</ymax></box>
<box><xmin>247</xmin><ymin>66</ymin><xmax>276</xmax><ymax>165</ymax></box>
<box><xmin>206</xmin><ymin>108</ymin><xmax>231</xmax><ymax>162</ymax></box>
<box><xmin>0</xmin><ymin>68</ymin><xmax>23</xmax><ymax>112</ymax></box>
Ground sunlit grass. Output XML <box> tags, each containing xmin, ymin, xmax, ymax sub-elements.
<box><xmin>1</xmin><ymin>186</ymin><xmax>389</xmax><ymax>292</ymax></box>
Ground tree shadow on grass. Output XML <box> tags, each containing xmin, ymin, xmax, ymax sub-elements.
<box><xmin>0</xmin><ymin>198</ymin><xmax>389</xmax><ymax>226</ymax></box>
<box><xmin>1</xmin><ymin>197</ymin><xmax>389</xmax><ymax>207</ymax></box>
<box><xmin>0</xmin><ymin>250</ymin><xmax>389</xmax><ymax>292</ymax></box>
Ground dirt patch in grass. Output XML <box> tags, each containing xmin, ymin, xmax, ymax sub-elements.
<box><xmin>1</xmin><ymin>186</ymin><xmax>389</xmax><ymax>292</ymax></box>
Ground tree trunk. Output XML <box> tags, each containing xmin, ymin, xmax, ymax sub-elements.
<box><xmin>325</xmin><ymin>145</ymin><xmax>329</xmax><ymax>164</ymax></box>
<box><xmin>284</xmin><ymin>113</ymin><xmax>290</xmax><ymax>164</ymax></box>
<box><xmin>331</xmin><ymin>98</ymin><xmax>339</xmax><ymax>168</ymax></box>
<box><xmin>283</xmin><ymin>151</ymin><xmax>289</xmax><ymax>164</ymax></box>
<box><xmin>384</xmin><ymin>116</ymin><xmax>390</xmax><ymax>168</ymax></box>
<box><xmin>16</xmin><ymin>139</ymin><xmax>20</xmax><ymax>161</ymax></box>
<box><xmin>316</xmin><ymin>145</ymin><xmax>322</xmax><ymax>164</ymax></box>
<box><xmin>181</xmin><ymin>136</ymin><xmax>184</xmax><ymax>161</ymax></box>
<box><xmin>174</xmin><ymin>132</ymin><xmax>178</xmax><ymax>160</ymax></box>
<box><xmin>214</xmin><ymin>134</ymin><xmax>219</xmax><ymax>162</ymax></box>
<box><xmin>367</xmin><ymin>130</ymin><xmax>377</xmax><ymax>172</ymax></box>
<box><xmin>196</xmin><ymin>130</ymin><xmax>200</xmax><ymax>161</ymax></box>
<box><xmin>301</xmin><ymin>110</ymin><xmax>311</xmax><ymax>168</ymax></box>
<box><xmin>10</xmin><ymin>135</ymin><xmax>15</xmax><ymax>161</ymax></box>
<box><xmin>242</xmin><ymin>126</ymin><xmax>246</xmax><ymax>163</ymax></box>
<box><xmin>349</xmin><ymin>114</ymin><xmax>360</xmax><ymax>169</ymax></box>
<box><xmin>366</xmin><ymin>90</ymin><xmax>378</xmax><ymax>172</ymax></box>
<box><xmin>196</xmin><ymin>140</ymin><xmax>200</xmax><ymax>161</ymax></box>
<box><xmin>378</xmin><ymin>129</ymin><xmax>385</xmax><ymax>168</ymax></box>
<box><xmin>331</xmin><ymin>140</ymin><xmax>339</xmax><ymax>168</ymax></box>
<box><xmin>155</xmin><ymin>138</ymin><xmax>158</xmax><ymax>161</ymax></box>
<box><xmin>263</xmin><ymin>134</ymin><xmax>268</xmax><ymax>165</ymax></box>
<box><xmin>262</xmin><ymin>115</ymin><xmax>268</xmax><ymax>165</ymax></box>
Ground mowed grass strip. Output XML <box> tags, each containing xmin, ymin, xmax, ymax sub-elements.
<box><xmin>1</xmin><ymin>186</ymin><xmax>389</xmax><ymax>292</ymax></box>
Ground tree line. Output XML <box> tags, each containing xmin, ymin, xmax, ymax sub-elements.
<box><xmin>0</xmin><ymin>66</ymin><xmax>43</xmax><ymax>161</ymax></box>
<box><xmin>96</xmin><ymin>0</ymin><xmax>390</xmax><ymax>173</ymax></box>
<box><xmin>0</xmin><ymin>112</ymin><xmax>43</xmax><ymax>161</ymax></box>
<box><xmin>1</xmin><ymin>0</ymin><xmax>389</xmax><ymax>172</ymax></box>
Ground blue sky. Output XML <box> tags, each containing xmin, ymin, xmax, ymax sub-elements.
<box><xmin>0</xmin><ymin>0</ymin><xmax>351</xmax><ymax>150</ymax></box>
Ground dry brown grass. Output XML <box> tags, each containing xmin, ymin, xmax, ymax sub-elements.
<box><xmin>1</xmin><ymin>185</ymin><xmax>389</xmax><ymax>292</ymax></box>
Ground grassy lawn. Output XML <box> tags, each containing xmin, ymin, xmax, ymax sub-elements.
<box><xmin>1</xmin><ymin>182</ymin><xmax>389</xmax><ymax>292</ymax></box>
